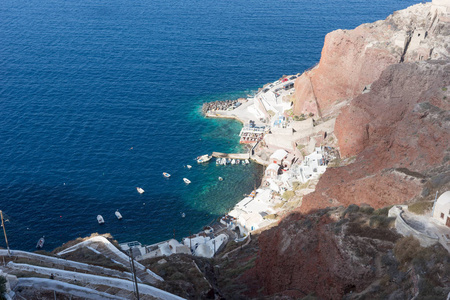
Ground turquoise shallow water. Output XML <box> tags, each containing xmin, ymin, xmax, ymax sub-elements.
<box><xmin>0</xmin><ymin>0</ymin><xmax>420</xmax><ymax>251</ymax></box>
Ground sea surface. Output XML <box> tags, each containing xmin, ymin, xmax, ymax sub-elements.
<box><xmin>0</xmin><ymin>0</ymin><xmax>421</xmax><ymax>251</ymax></box>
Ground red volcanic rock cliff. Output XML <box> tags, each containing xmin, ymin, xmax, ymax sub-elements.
<box><xmin>301</xmin><ymin>60</ymin><xmax>450</xmax><ymax>213</ymax></box>
<box><xmin>253</xmin><ymin>208</ymin><xmax>401</xmax><ymax>299</ymax></box>
<box><xmin>293</xmin><ymin>2</ymin><xmax>450</xmax><ymax>117</ymax></box>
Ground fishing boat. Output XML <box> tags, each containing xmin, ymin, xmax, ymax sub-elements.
<box><xmin>136</xmin><ymin>187</ymin><xmax>145</xmax><ymax>194</ymax></box>
<box><xmin>197</xmin><ymin>154</ymin><xmax>212</xmax><ymax>163</ymax></box>
<box><xmin>186</xmin><ymin>165</ymin><xmax>192</xmax><ymax>169</ymax></box>
<box><xmin>115</xmin><ymin>210</ymin><xmax>122</xmax><ymax>220</ymax></box>
<box><xmin>163</xmin><ymin>172</ymin><xmax>171</xmax><ymax>178</ymax></box>
<box><xmin>183</xmin><ymin>178</ymin><xmax>191</xmax><ymax>184</ymax></box>
<box><xmin>36</xmin><ymin>236</ymin><xmax>45</xmax><ymax>249</ymax></box>
<box><xmin>97</xmin><ymin>215</ymin><xmax>105</xmax><ymax>224</ymax></box>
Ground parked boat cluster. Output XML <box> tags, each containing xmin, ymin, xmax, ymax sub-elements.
<box><xmin>202</xmin><ymin>99</ymin><xmax>241</xmax><ymax>114</ymax></box>
<box><xmin>216</xmin><ymin>157</ymin><xmax>250</xmax><ymax>166</ymax></box>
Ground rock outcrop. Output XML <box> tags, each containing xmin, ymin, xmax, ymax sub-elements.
<box><xmin>251</xmin><ymin>206</ymin><xmax>449</xmax><ymax>299</ymax></box>
<box><xmin>301</xmin><ymin>60</ymin><xmax>450</xmax><ymax>213</ymax></box>
<box><xmin>293</xmin><ymin>1</ymin><xmax>450</xmax><ymax>117</ymax></box>
<box><xmin>253</xmin><ymin>207</ymin><xmax>400</xmax><ymax>299</ymax></box>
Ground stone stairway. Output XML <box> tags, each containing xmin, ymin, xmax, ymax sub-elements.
<box><xmin>92</xmin><ymin>243</ymin><xmax>159</xmax><ymax>285</ymax></box>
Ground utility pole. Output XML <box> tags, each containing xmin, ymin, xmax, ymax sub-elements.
<box><xmin>0</xmin><ymin>210</ymin><xmax>11</xmax><ymax>256</ymax></box>
<box><xmin>129</xmin><ymin>248</ymin><xmax>140</xmax><ymax>300</ymax></box>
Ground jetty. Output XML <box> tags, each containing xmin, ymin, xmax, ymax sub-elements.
<box><xmin>212</xmin><ymin>152</ymin><xmax>250</xmax><ymax>160</ymax></box>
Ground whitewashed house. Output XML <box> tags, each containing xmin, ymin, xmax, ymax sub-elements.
<box><xmin>293</xmin><ymin>147</ymin><xmax>327</xmax><ymax>183</ymax></box>
<box><xmin>433</xmin><ymin>191</ymin><xmax>450</xmax><ymax>227</ymax></box>
<box><xmin>265</xmin><ymin>163</ymin><xmax>280</xmax><ymax>178</ymax></box>
<box><xmin>270</xmin><ymin>149</ymin><xmax>288</xmax><ymax>165</ymax></box>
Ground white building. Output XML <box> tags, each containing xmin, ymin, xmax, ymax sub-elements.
<box><xmin>270</xmin><ymin>149</ymin><xmax>288</xmax><ymax>165</ymax></box>
<box><xmin>265</xmin><ymin>163</ymin><xmax>280</xmax><ymax>178</ymax></box>
<box><xmin>433</xmin><ymin>191</ymin><xmax>450</xmax><ymax>227</ymax></box>
<box><xmin>293</xmin><ymin>147</ymin><xmax>327</xmax><ymax>183</ymax></box>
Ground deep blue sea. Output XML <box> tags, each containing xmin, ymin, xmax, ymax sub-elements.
<box><xmin>0</xmin><ymin>0</ymin><xmax>420</xmax><ymax>251</ymax></box>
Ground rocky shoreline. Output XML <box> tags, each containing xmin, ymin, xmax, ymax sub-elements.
<box><xmin>201</xmin><ymin>98</ymin><xmax>246</xmax><ymax>114</ymax></box>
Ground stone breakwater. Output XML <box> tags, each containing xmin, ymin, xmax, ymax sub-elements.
<box><xmin>202</xmin><ymin>99</ymin><xmax>241</xmax><ymax>114</ymax></box>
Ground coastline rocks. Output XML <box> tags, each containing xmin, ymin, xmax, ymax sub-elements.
<box><xmin>202</xmin><ymin>99</ymin><xmax>244</xmax><ymax>114</ymax></box>
<box><xmin>293</xmin><ymin>2</ymin><xmax>450</xmax><ymax>116</ymax></box>
<box><xmin>300</xmin><ymin>60</ymin><xmax>450</xmax><ymax>213</ymax></box>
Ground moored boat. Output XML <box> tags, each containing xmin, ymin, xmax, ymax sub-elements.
<box><xmin>236</xmin><ymin>159</ymin><xmax>240</xmax><ymax>164</ymax></box>
<box><xmin>136</xmin><ymin>187</ymin><xmax>145</xmax><ymax>194</ymax></box>
<box><xmin>245</xmin><ymin>159</ymin><xmax>250</xmax><ymax>164</ymax></box>
<box><xmin>183</xmin><ymin>178</ymin><xmax>191</xmax><ymax>184</ymax></box>
<box><xmin>216</xmin><ymin>158</ymin><xmax>221</xmax><ymax>165</ymax></box>
<box><xmin>197</xmin><ymin>154</ymin><xmax>212</xmax><ymax>163</ymax></box>
<box><xmin>115</xmin><ymin>210</ymin><xmax>122</xmax><ymax>220</ymax></box>
<box><xmin>97</xmin><ymin>215</ymin><xmax>105</xmax><ymax>224</ymax></box>
<box><xmin>163</xmin><ymin>172</ymin><xmax>171</xmax><ymax>178</ymax></box>
<box><xmin>231</xmin><ymin>159</ymin><xmax>236</xmax><ymax>165</ymax></box>
<box><xmin>36</xmin><ymin>236</ymin><xmax>45</xmax><ymax>249</ymax></box>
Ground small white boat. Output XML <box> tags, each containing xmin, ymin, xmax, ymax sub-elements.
<box><xmin>236</xmin><ymin>159</ymin><xmax>240</xmax><ymax>164</ymax></box>
<box><xmin>181</xmin><ymin>212</ymin><xmax>186</xmax><ymax>218</ymax></box>
<box><xmin>245</xmin><ymin>159</ymin><xmax>250</xmax><ymax>164</ymax></box>
<box><xmin>231</xmin><ymin>159</ymin><xmax>236</xmax><ymax>165</ymax></box>
<box><xmin>216</xmin><ymin>158</ymin><xmax>221</xmax><ymax>165</ymax></box>
<box><xmin>183</xmin><ymin>178</ymin><xmax>191</xmax><ymax>184</ymax></box>
<box><xmin>197</xmin><ymin>154</ymin><xmax>212</xmax><ymax>163</ymax></box>
<box><xmin>242</xmin><ymin>160</ymin><xmax>245</xmax><ymax>165</ymax></box>
<box><xmin>163</xmin><ymin>172</ymin><xmax>171</xmax><ymax>178</ymax></box>
<box><xmin>136</xmin><ymin>187</ymin><xmax>145</xmax><ymax>194</ymax></box>
<box><xmin>36</xmin><ymin>236</ymin><xmax>45</xmax><ymax>249</ymax></box>
<box><xmin>218</xmin><ymin>177</ymin><xmax>223</xmax><ymax>181</ymax></box>
<box><xmin>115</xmin><ymin>210</ymin><xmax>122</xmax><ymax>220</ymax></box>
<box><xmin>97</xmin><ymin>215</ymin><xmax>105</xmax><ymax>224</ymax></box>
<box><xmin>186</xmin><ymin>165</ymin><xmax>192</xmax><ymax>169</ymax></box>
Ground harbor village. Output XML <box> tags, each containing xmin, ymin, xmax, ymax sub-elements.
<box><xmin>116</xmin><ymin>75</ymin><xmax>343</xmax><ymax>261</ymax></box>
<box><xmin>117</xmin><ymin>73</ymin><xmax>449</xmax><ymax>262</ymax></box>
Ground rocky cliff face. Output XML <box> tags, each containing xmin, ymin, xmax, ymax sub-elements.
<box><xmin>293</xmin><ymin>1</ymin><xmax>450</xmax><ymax>117</ymax></box>
<box><xmin>301</xmin><ymin>60</ymin><xmax>450</xmax><ymax>213</ymax></box>
<box><xmin>252</xmin><ymin>206</ymin><xmax>449</xmax><ymax>299</ymax></box>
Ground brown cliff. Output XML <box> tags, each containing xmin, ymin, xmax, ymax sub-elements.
<box><xmin>251</xmin><ymin>206</ymin><xmax>449</xmax><ymax>299</ymax></box>
<box><xmin>301</xmin><ymin>60</ymin><xmax>450</xmax><ymax>213</ymax></box>
<box><xmin>293</xmin><ymin>2</ymin><xmax>450</xmax><ymax>117</ymax></box>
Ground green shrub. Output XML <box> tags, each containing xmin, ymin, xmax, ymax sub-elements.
<box><xmin>374</xmin><ymin>206</ymin><xmax>393</xmax><ymax>216</ymax></box>
<box><xmin>282</xmin><ymin>190</ymin><xmax>295</xmax><ymax>200</ymax></box>
<box><xmin>369</xmin><ymin>215</ymin><xmax>395</xmax><ymax>229</ymax></box>
<box><xmin>359</xmin><ymin>205</ymin><xmax>375</xmax><ymax>215</ymax></box>
<box><xmin>408</xmin><ymin>202</ymin><xmax>433</xmax><ymax>215</ymax></box>
<box><xmin>394</xmin><ymin>236</ymin><xmax>422</xmax><ymax>265</ymax></box>
<box><xmin>344</xmin><ymin>204</ymin><xmax>359</xmax><ymax>216</ymax></box>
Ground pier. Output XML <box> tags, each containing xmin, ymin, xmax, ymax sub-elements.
<box><xmin>212</xmin><ymin>152</ymin><xmax>250</xmax><ymax>160</ymax></box>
